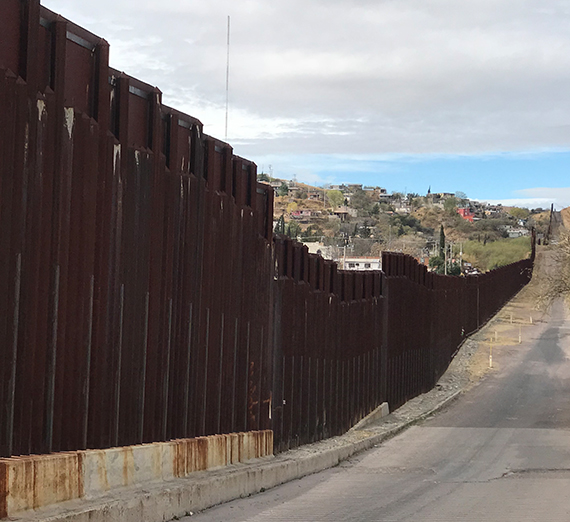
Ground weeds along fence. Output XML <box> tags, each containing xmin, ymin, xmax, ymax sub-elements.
<box><xmin>0</xmin><ymin>1</ymin><xmax>534</xmax><ymax>458</ymax></box>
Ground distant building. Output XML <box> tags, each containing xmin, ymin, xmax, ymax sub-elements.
<box><xmin>290</xmin><ymin>210</ymin><xmax>312</xmax><ymax>219</ymax></box>
<box><xmin>457</xmin><ymin>208</ymin><xmax>475</xmax><ymax>222</ymax></box>
<box><xmin>307</xmin><ymin>188</ymin><xmax>322</xmax><ymax>200</ymax></box>
<box><xmin>501</xmin><ymin>225</ymin><xmax>530</xmax><ymax>238</ymax></box>
<box><xmin>343</xmin><ymin>257</ymin><xmax>381</xmax><ymax>271</ymax></box>
<box><xmin>302</xmin><ymin>242</ymin><xmax>336</xmax><ymax>260</ymax></box>
<box><xmin>333</xmin><ymin>206</ymin><xmax>358</xmax><ymax>222</ymax></box>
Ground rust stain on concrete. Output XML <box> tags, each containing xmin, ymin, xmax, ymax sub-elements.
<box><xmin>0</xmin><ymin>431</ymin><xmax>273</xmax><ymax>517</ymax></box>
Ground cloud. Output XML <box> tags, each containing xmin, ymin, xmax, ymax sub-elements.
<box><xmin>477</xmin><ymin>188</ymin><xmax>570</xmax><ymax>210</ymax></box>
<box><xmin>478</xmin><ymin>198</ymin><xmax>557</xmax><ymax>210</ymax></box>
<box><xmin>43</xmin><ymin>0</ymin><xmax>570</xmax><ymax>159</ymax></box>
<box><xmin>514</xmin><ymin>187</ymin><xmax>570</xmax><ymax>210</ymax></box>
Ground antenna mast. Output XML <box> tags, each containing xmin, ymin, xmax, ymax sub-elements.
<box><xmin>225</xmin><ymin>16</ymin><xmax>230</xmax><ymax>140</ymax></box>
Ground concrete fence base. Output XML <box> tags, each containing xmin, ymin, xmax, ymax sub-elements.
<box><xmin>0</xmin><ymin>431</ymin><xmax>273</xmax><ymax>519</ymax></box>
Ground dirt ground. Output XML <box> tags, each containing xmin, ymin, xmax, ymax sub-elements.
<box><xmin>363</xmin><ymin>243</ymin><xmax>563</xmax><ymax>434</ymax></box>
<box><xmin>458</xmin><ymin>245</ymin><xmax>559</xmax><ymax>385</ymax></box>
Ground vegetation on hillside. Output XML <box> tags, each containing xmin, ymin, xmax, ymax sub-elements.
<box><xmin>461</xmin><ymin>237</ymin><xmax>532</xmax><ymax>271</ymax></box>
<box><xmin>527</xmin><ymin>229</ymin><xmax>570</xmax><ymax>310</ymax></box>
<box><xmin>267</xmin><ymin>175</ymin><xmax>557</xmax><ymax>274</ymax></box>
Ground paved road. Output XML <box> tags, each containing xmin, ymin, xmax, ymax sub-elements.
<box><xmin>187</xmin><ymin>299</ymin><xmax>570</xmax><ymax>521</ymax></box>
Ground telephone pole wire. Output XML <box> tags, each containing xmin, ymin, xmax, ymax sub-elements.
<box><xmin>225</xmin><ymin>15</ymin><xmax>230</xmax><ymax>140</ymax></box>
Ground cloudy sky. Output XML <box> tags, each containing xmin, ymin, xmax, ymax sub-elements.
<box><xmin>45</xmin><ymin>0</ymin><xmax>570</xmax><ymax>208</ymax></box>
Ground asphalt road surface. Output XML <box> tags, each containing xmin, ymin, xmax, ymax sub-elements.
<box><xmin>187</xmin><ymin>299</ymin><xmax>570</xmax><ymax>521</ymax></box>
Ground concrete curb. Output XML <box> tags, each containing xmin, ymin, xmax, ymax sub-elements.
<box><xmin>13</xmin><ymin>390</ymin><xmax>462</xmax><ymax>522</ymax></box>
<box><xmin>349</xmin><ymin>402</ymin><xmax>390</xmax><ymax>431</ymax></box>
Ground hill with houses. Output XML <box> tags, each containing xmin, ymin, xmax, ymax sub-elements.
<box><xmin>259</xmin><ymin>175</ymin><xmax>551</xmax><ymax>273</ymax></box>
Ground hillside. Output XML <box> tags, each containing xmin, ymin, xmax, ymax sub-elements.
<box><xmin>267</xmin><ymin>177</ymin><xmax>550</xmax><ymax>272</ymax></box>
<box><xmin>561</xmin><ymin>207</ymin><xmax>570</xmax><ymax>230</ymax></box>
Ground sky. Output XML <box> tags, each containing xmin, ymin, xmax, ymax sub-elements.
<box><xmin>44</xmin><ymin>0</ymin><xmax>570</xmax><ymax>209</ymax></box>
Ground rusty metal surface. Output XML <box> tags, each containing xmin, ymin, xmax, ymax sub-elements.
<box><xmin>0</xmin><ymin>1</ymin><xmax>534</xmax><ymax>460</ymax></box>
<box><xmin>0</xmin><ymin>430</ymin><xmax>273</xmax><ymax>518</ymax></box>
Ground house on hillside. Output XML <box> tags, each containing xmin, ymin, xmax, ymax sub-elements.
<box><xmin>333</xmin><ymin>206</ymin><xmax>358</xmax><ymax>222</ymax></box>
<box><xmin>457</xmin><ymin>208</ymin><xmax>475</xmax><ymax>222</ymax></box>
<box><xmin>484</xmin><ymin>204</ymin><xmax>504</xmax><ymax>217</ymax></box>
<box><xmin>343</xmin><ymin>257</ymin><xmax>381</xmax><ymax>270</ymax></box>
<box><xmin>307</xmin><ymin>188</ymin><xmax>322</xmax><ymax>200</ymax></box>
<box><xmin>363</xmin><ymin>186</ymin><xmax>388</xmax><ymax>201</ymax></box>
<box><xmin>290</xmin><ymin>210</ymin><xmax>312</xmax><ymax>219</ymax></box>
<box><xmin>501</xmin><ymin>225</ymin><xmax>530</xmax><ymax>238</ymax></box>
<box><xmin>302</xmin><ymin>242</ymin><xmax>336</xmax><ymax>260</ymax></box>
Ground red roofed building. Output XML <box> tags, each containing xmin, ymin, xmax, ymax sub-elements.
<box><xmin>457</xmin><ymin>208</ymin><xmax>475</xmax><ymax>222</ymax></box>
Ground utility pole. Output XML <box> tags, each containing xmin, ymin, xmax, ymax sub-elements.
<box><xmin>224</xmin><ymin>15</ymin><xmax>230</xmax><ymax>140</ymax></box>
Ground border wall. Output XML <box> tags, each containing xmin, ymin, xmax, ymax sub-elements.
<box><xmin>0</xmin><ymin>0</ymin><xmax>534</xmax><ymax>460</ymax></box>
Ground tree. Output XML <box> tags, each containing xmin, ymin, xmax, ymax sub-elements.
<box><xmin>285</xmin><ymin>221</ymin><xmax>301</xmax><ymax>239</ymax></box>
<box><xmin>287</xmin><ymin>201</ymin><xmax>298</xmax><ymax>213</ymax></box>
<box><xmin>408</xmin><ymin>196</ymin><xmax>423</xmax><ymax>212</ymax></box>
<box><xmin>448</xmin><ymin>262</ymin><xmax>461</xmax><ymax>276</ymax></box>
<box><xmin>274</xmin><ymin>214</ymin><xmax>286</xmax><ymax>235</ymax></box>
<box><xmin>277</xmin><ymin>182</ymin><xmax>289</xmax><ymax>197</ymax></box>
<box><xmin>325</xmin><ymin>190</ymin><xmax>344</xmax><ymax>209</ymax></box>
<box><xmin>257</xmin><ymin>172</ymin><xmax>270</xmax><ymax>182</ymax></box>
<box><xmin>509</xmin><ymin>207</ymin><xmax>530</xmax><ymax>220</ymax></box>
<box><xmin>326</xmin><ymin>189</ymin><xmax>344</xmax><ymax>209</ymax></box>
<box><xmin>444</xmin><ymin>197</ymin><xmax>459</xmax><ymax>215</ymax></box>
<box><xmin>378</xmin><ymin>202</ymin><xmax>394</xmax><ymax>213</ymax></box>
<box><xmin>439</xmin><ymin>225</ymin><xmax>445</xmax><ymax>258</ymax></box>
<box><xmin>301</xmin><ymin>224</ymin><xmax>324</xmax><ymax>242</ymax></box>
<box><xmin>392</xmin><ymin>192</ymin><xmax>404</xmax><ymax>204</ymax></box>
<box><xmin>429</xmin><ymin>255</ymin><xmax>444</xmax><ymax>273</ymax></box>
<box><xmin>455</xmin><ymin>191</ymin><xmax>468</xmax><ymax>206</ymax></box>
<box><xmin>349</xmin><ymin>189</ymin><xmax>372</xmax><ymax>215</ymax></box>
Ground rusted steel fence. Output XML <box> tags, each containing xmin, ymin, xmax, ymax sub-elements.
<box><xmin>0</xmin><ymin>0</ymin><xmax>534</xmax><ymax>458</ymax></box>
<box><xmin>271</xmin><ymin>240</ymin><xmax>533</xmax><ymax>451</ymax></box>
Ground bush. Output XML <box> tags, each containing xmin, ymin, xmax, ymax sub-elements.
<box><xmin>462</xmin><ymin>236</ymin><xmax>531</xmax><ymax>271</ymax></box>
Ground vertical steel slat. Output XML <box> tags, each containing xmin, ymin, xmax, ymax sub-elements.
<box><xmin>0</xmin><ymin>6</ymin><xmax>535</xmax><ymax>457</ymax></box>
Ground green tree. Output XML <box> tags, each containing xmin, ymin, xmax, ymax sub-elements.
<box><xmin>301</xmin><ymin>224</ymin><xmax>324</xmax><ymax>242</ymax></box>
<box><xmin>257</xmin><ymin>172</ymin><xmax>270</xmax><ymax>182</ymax></box>
<box><xmin>439</xmin><ymin>225</ymin><xmax>445</xmax><ymax>258</ymax></box>
<box><xmin>392</xmin><ymin>192</ymin><xmax>404</xmax><ymax>205</ymax></box>
<box><xmin>448</xmin><ymin>262</ymin><xmax>461</xmax><ymax>276</ymax></box>
<box><xmin>429</xmin><ymin>255</ymin><xmax>444</xmax><ymax>273</ymax></box>
<box><xmin>326</xmin><ymin>189</ymin><xmax>344</xmax><ymax>209</ymax></box>
<box><xmin>444</xmin><ymin>197</ymin><xmax>459</xmax><ymax>214</ymax></box>
<box><xmin>285</xmin><ymin>221</ymin><xmax>301</xmax><ymax>239</ymax></box>
<box><xmin>509</xmin><ymin>207</ymin><xmax>530</xmax><ymax>220</ymax></box>
<box><xmin>355</xmin><ymin>221</ymin><xmax>372</xmax><ymax>238</ymax></box>
<box><xmin>349</xmin><ymin>189</ymin><xmax>372</xmax><ymax>215</ymax></box>
<box><xmin>274</xmin><ymin>214</ymin><xmax>286</xmax><ymax>235</ymax></box>
<box><xmin>277</xmin><ymin>182</ymin><xmax>289</xmax><ymax>197</ymax></box>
